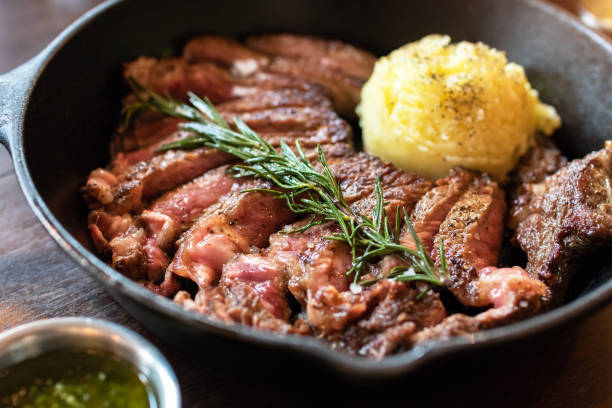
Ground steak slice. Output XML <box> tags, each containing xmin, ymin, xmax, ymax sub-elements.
<box><xmin>125</xmin><ymin>57</ymin><xmax>320</xmax><ymax>103</ymax></box>
<box><xmin>408</xmin><ymin>175</ymin><xmax>548</xmax><ymax>346</ymax></box>
<box><xmin>261</xmin><ymin>57</ymin><xmax>366</xmax><ymax>119</ymax></box>
<box><xmin>325</xmin><ymin>281</ymin><xmax>446</xmax><ymax>359</ymax></box>
<box><xmin>510</xmin><ymin>141</ymin><xmax>612</xmax><ymax>304</ymax></box>
<box><xmin>507</xmin><ymin>137</ymin><xmax>567</xmax><ymax>230</ymax></box>
<box><xmin>246</xmin><ymin>34</ymin><xmax>376</xmax><ymax>81</ymax></box>
<box><xmin>411</xmin><ymin>266</ymin><xmax>547</xmax><ymax>346</ymax></box>
<box><xmin>246</xmin><ymin>34</ymin><xmax>376</xmax><ymax>117</ymax></box>
<box><xmin>329</xmin><ymin>152</ymin><xmax>432</xmax><ymax>205</ymax></box>
<box><xmin>233</xmin><ymin>154</ymin><xmax>437</xmax><ymax>354</ymax></box>
<box><xmin>124</xmin><ymin>58</ymin><xmax>234</xmax><ymax>103</ymax></box>
<box><xmin>434</xmin><ymin>174</ymin><xmax>507</xmax><ymax>307</ymax></box>
<box><xmin>269</xmin><ymin>221</ymin><xmax>353</xmax><ymax>309</ymax></box>
<box><xmin>401</xmin><ymin>168</ymin><xmax>474</xmax><ymax>254</ymax></box>
<box><xmin>84</xmin><ymin>103</ymin><xmax>354</xmax><ymax>213</ymax></box>
<box><xmin>109</xmin><ymin>126</ymin><xmax>191</xmax><ymax>176</ymax></box>
<box><xmin>173</xmin><ymin>285</ymin><xmax>309</xmax><ymax>335</ymax></box>
<box><xmin>114</xmin><ymin>87</ymin><xmax>331</xmax><ymax>155</ymax></box>
<box><xmin>183</xmin><ymin>36</ymin><xmax>268</xmax><ymax>71</ymax></box>
<box><xmin>87</xmin><ymin>166</ymin><xmax>240</xmax><ymax>290</ymax></box>
<box><xmin>168</xmin><ymin>179</ymin><xmax>297</xmax><ymax>288</ymax></box>
<box><xmin>221</xmin><ymin>254</ymin><xmax>292</xmax><ymax>321</ymax></box>
<box><xmin>183</xmin><ymin>34</ymin><xmax>375</xmax><ymax>117</ymax></box>
<box><xmin>217</xmin><ymin>87</ymin><xmax>332</xmax><ymax>112</ymax></box>
<box><xmin>111</xmin><ymin>116</ymin><xmax>183</xmax><ymax>156</ymax></box>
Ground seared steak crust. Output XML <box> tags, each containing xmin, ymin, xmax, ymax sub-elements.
<box><xmin>85</xmin><ymin>34</ymin><xmax>601</xmax><ymax>356</ymax></box>
<box><xmin>435</xmin><ymin>174</ymin><xmax>507</xmax><ymax>307</ymax></box>
<box><xmin>402</xmin><ymin>168</ymin><xmax>474</xmax><ymax>254</ymax></box>
<box><xmin>326</xmin><ymin>281</ymin><xmax>445</xmax><ymax>358</ymax></box>
<box><xmin>508</xmin><ymin>137</ymin><xmax>568</xmax><ymax>230</ymax></box>
<box><xmin>510</xmin><ymin>141</ymin><xmax>612</xmax><ymax>304</ymax></box>
<box><xmin>83</xmin><ymin>104</ymin><xmax>353</xmax><ymax>215</ymax></box>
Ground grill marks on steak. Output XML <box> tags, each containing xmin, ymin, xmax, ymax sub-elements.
<box><xmin>85</xmin><ymin>34</ymin><xmax>596</xmax><ymax>355</ymax></box>
<box><xmin>84</xmin><ymin>100</ymin><xmax>352</xmax><ymax>215</ymax></box>
<box><xmin>183</xmin><ymin>34</ymin><xmax>376</xmax><ymax>117</ymax></box>
<box><xmin>125</xmin><ymin>56</ymin><xmax>323</xmax><ymax>104</ymax></box>
<box><xmin>401</xmin><ymin>168</ymin><xmax>474</xmax><ymax>254</ymax></box>
<box><xmin>408</xmin><ymin>176</ymin><xmax>548</xmax><ymax>346</ymax></box>
<box><xmin>230</xmin><ymin>154</ymin><xmax>444</xmax><ymax>357</ymax></box>
<box><xmin>435</xmin><ymin>175</ymin><xmax>508</xmax><ymax>307</ymax></box>
<box><xmin>509</xmin><ymin>141</ymin><xmax>612</xmax><ymax>304</ymax></box>
<box><xmin>84</xmin><ymin>35</ymin><xmax>361</xmax><ymax>322</ymax></box>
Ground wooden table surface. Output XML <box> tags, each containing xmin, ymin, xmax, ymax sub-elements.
<box><xmin>0</xmin><ymin>1</ymin><xmax>610</xmax><ymax>407</ymax></box>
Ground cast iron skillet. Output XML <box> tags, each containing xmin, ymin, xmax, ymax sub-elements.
<box><xmin>0</xmin><ymin>0</ymin><xmax>611</xmax><ymax>379</ymax></box>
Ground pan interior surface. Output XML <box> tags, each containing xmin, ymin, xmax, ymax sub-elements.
<box><xmin>15</xmin><ymin>0</ymin><xmax>612</xmax><ymax>375</ymax></box>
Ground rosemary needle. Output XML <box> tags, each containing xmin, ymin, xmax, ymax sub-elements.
<box><xmin>125</xmin><ymin>78</ymin><xmax>448</xmax><ymax>288</ymax></box>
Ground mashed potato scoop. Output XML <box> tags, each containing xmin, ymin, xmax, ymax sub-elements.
<box><xmin>358</xmin><ymin>35</ymin><xmax>560</xmax><ymax>181</ymax></box>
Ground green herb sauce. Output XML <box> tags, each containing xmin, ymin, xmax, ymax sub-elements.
<box><xmin>0</xmin><ymin>349</ymin><xmax>154</xmax><ymax>408</ymax></box>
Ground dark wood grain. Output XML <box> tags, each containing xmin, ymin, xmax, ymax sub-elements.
<box><xmin>0</xmin><ymin>1</ymin><xmax>610</xmax><ymax>407</ymax></box>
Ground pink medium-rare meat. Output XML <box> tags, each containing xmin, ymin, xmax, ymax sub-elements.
<box><xmin>87</xmin><ymin>166</ymin><xmax>241</xmax><ymax>283</ymax></box>
<box><xmin>402</xmin><ymin>174</ymin><xmax>548</xmax><ymax>345</ymax></box>
<box><xmin>138</xmin><ymin>166</ymin><xmax>241</xmax><ymax>276</ymax></box>
<box><xmin>109</xmin><ymin>125</ymin><xmax>190</xmax><ymax>176</ymax></box>
<box><xmin>168</xmin><ymin>154</ymin><xmax>431</xmax><ymax>329</ymax></box>
<box><xmin>88</xmin><ymin>33</ymin><xmax>597</xmax><ymax>357</ymax></box>
<box><xmin>268</xmin><ymin>221</ymin><xmax>353</xmax><ymax>308</ymax></box>
<box><xmin>249</xmin><ymin>155</ymin><xmax>435</xmax><ymax>338</ymax></box>
<box><xmin>168</xmin><ymin>180</ymin><xmax>297</xmax><ymax>288</ymax></box>
<box><xmin>411</xmin><ymin>266</ymin><xmax>547</xmax><ymax>345</ymax></box>
<box><xmin>173</xmin><ymin>286</ymin><xmax>309</xmax><ymax>335</ymax></box>
<box><xmin>114</xmin><ymin>147</ymin><xmax>234</xmax><ymax>214</ymax></box>
<box><xmin>221</xmin><ymin>254</ymin><xmax>291</xmax><ymax>321</ymax></box>
<box><xmin>141</xmin><ymin>166</ymin><xmax>239</xmax><ymax>250</ymax></box>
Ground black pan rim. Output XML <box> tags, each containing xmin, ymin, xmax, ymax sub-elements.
<box><xmin>2</xmin><ymin>0</ymin><xmax>612</xmax><ymax>378</ymax></box>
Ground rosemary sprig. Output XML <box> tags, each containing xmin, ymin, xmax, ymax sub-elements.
<box><xmin>125</xmin><ymin>79</ymin><xmax>448</xmax><ymax>288</ymax></box>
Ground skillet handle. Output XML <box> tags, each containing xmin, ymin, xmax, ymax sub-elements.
<box><xmin>0</xmin><ymin>56</ymin><xmax>43</xmax><ymax>154</ymax></box>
